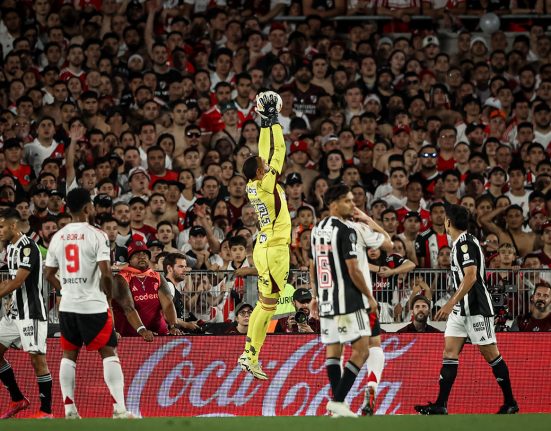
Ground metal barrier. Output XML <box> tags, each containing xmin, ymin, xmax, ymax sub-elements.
<box><xmin>0</xmin><ymin>268</ymin><xmax>544</xmax><ymax>325</ymax></box>
<box><xmin>274</xmin><ymin>14</ymin><xmax>551</xmax><ymax>21</ymax></box>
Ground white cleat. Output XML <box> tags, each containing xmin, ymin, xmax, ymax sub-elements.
<box><xmin>247</xmin><ymin>361</ymin><xmax>268</xmax><ymax>380</ymax></box>
<box><xmin>326</xmin><ymin>401</ymin><xmax>357</xmax><ymax>418</ymax></box>
<box><xmin>65</xmin><ymin>410</ymin><xmax>81</xmax><ymax>419</ymax></box>
<box><xmin>113</xmin><ymin>410</ymin><xmax>140</xmax><ymax>419</ymax></box>
<box><xmin>238</xmin><ymin>353</ymin><xmax>250</xmax><ymax>371</ymax></box>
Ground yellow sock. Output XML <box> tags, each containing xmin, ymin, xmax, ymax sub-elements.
<box><xmin>244</xmin><ymin>304</ymin><xmax>261</xmax><ymax>357</ymax></box>
<box><xmin>249</xmin><ymin>302</ymin><xmax>276</xmax><ymax>364</ymax></box>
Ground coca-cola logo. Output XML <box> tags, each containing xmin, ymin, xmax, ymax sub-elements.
<box><xmin>126</xmin><ymin>336</ymin><xmax>416</xmax><ymax>417</ymax></box>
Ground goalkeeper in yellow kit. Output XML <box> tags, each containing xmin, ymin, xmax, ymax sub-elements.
<box><xmin>239</xmin><ymin>92</ymin><xmax>291</xmax><ymax>380</ymax></box>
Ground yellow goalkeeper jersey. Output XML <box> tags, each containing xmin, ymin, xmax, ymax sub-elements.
<box><xmin>246</xmin><ymin>124</ymin><xmax>291</xmax><ymax>248</ymax></box>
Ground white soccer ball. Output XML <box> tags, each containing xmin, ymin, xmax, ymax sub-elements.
<box><xmin>257</xmin><ymin>91</ymin><xmax>283</xmax><ymax>113</ymax></box>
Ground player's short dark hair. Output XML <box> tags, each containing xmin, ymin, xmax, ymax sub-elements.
<box><xmin>242</xmin><ymin>156</ymin><xmax>260</xmax><ymax>181</ymax></box>
<box><xmin>0</xmin><ymin>207</ymin><xmax>21</xmax><ymax>222</ymax></box>
<box><xmin>229</xmin><ymin>235</ymin><xmax>247</xmax><ymax>249</ymax></box>
<box><xmin>324</xmin><ymin>183</ymin><xmax>350</xmax><ymax>205</ymax></box>
<box><xmin>445</xmin><ymin>204</ymin><xmax>469</xmax><ymax>231</ymax></box>
<box><xmin>66</xmin><ymin>187</ymin><xmax>92</xmax><ymax>213</ymax></box>
<box><xmin>163</xmin><ymin>252</ymin><xmax>187</xmax><ymax>274</ymax></box>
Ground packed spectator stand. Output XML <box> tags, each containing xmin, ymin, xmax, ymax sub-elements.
<box><xmin>1</xmin><ymin>0</ymin><xmax>551</xmax><ymax>333</ymax></box>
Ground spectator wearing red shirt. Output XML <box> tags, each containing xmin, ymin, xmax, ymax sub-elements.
<box><xmin>112</xmin><ymin>241</ymin><xmax>181</xmax><ymax>337</ymax></box>
<box><xmin>411</xmin><ymin>145</ymin><xmax>440</xmax><ymax>201</ymax></box>
<box><xmin>226</xmin><ymin>174</ymin><xmax>248</xmax><ymax>228</ymax></box>
<box><xmin>396</xmin><ymin>295</ymin><xmax>441</xmax><ymax>333</ymax></box>
<box><xmin>2</xmin><ymin>138</ymin><xmax>33</xmax><ymax>188</ymax></box>
<box><xmin>512</xmin><ymin>283</ymin><xmax>551</xmax><ymax>332</ymax></box>
<box><xmin>59</xmin><ymin>44</ymin><xmax>87</xmax><ymax>88</ymax></box>
<box><xmin>199</xmin><ymin>82</ymin><xmax>235</xmax><ymax>134</ymax></box>
<box><xmin>436</xmin><ymin>124</ymin><xmax>457</xmax><ymax>171</ymax></box>
<box><xmin>396</xmin><ymin>178</ymin><xmax>430</xmax><ymax>231</ymax></box>
<box><xmin>128</xmin><ymin>197</ymin><xmax>157</xmax><ymax>243</ymax></box>
<box><xmin>415</xmin><ymin>202</ymin><xmax>450</xmax><ymax>268</ymax></box>
<box><xmin>146</xmin><ymin>146</ymin><xmax>178</xmax><ymax>187</ymax></box>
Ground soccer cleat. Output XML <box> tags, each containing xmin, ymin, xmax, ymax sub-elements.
<box><xmin>326</xmin><ymin>401</ymin><xmax>357</xmax><ymax>418</ymax></box>
<box><xmin>497</xmin><ymin>403</ymin><xmax>519</xmax><ymax>414</ymax></box>
<box><xmin>247</xmin><ymin>361</ymin><xmax>268</xmax><ymax>380</ymax></box>
<box><xmin>113</xmin><ymin>410</ymin><xmax>139</xmax><ymax>419</ymax></box>
<box><xmin>361</xmin><ymin>386</ymin><xmax>376</xmax><ymax>416</ymax></box>
<box><xmin>65</xmin><ymin>410</ymin><xmax>81</xmax><ymax>419</ymax></box>
<box><xmin>0</xmin><ymin>397</ymin><xmax>30</xmax><ymax>419</ymax></box>
<box><xmin>238</xmin><ymin>353</ymin><xmax>250</xmax><ymax>372</ymax></box>
<box><xmin>29</xmin><ymin>410</ymin><xmax>54</xmax><ymax>419</ymax></box>
<box><xmin>414</xmin><ymin>402</ymin><xmax>448</xmax><ymax>415</ymax></box>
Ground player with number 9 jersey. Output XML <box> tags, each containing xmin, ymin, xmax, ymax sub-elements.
<box><xmin>46</xmin><ymin>223</ymin><xmax>111</xmax><ymax>313</ymax></box>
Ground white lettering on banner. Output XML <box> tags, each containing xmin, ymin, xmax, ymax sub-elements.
<box><xmin>126</xmin><ymin>337</ymin><xmax>416</xmax><ymax>417</ymax></box>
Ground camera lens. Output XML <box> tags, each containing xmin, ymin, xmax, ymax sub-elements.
<box><xmin>295</xmin><ymin>310</ymin><xmax>308</xmax><ymax>324</ymax></box>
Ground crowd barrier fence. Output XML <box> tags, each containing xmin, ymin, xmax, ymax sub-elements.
<box><xmin>0</xmin><ymin>268</ymin><xmax>545</xmax><ymax>325</ymax></box>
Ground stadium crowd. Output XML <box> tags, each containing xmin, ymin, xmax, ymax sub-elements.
<box><xmin>0</xmin><ymin>0</ymin><xmax>550</xmax><ymax>333</ymax></box>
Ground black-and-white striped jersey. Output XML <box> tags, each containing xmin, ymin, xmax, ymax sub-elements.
<box><xmin>311</xmin><ymin>216</ymin><xmax>368</xmax><ymax>317</ymax></box>
<box><xmin>5</xmin><ymin>234</ymin><xmax>46</xmax><ymax>321</ymax></box>
<box><xmin>450</xmin><ymin>232</ymin><xmax>494</xmax><ymax>317</ymax></box>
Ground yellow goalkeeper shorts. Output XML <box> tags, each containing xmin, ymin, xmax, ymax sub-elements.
<box><xmin>253</xmin><ymin>245</ymin><xmax>290</xmax><ymax>299</ymax></box>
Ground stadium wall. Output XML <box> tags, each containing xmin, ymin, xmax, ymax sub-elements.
<box><xmin>2</xmin><ymin>334</ymin><xmax>549</xmax><ymax>417</ymax></box>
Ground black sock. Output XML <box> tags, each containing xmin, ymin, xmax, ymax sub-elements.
<box><xmin>325</xmin><ymin>358</ymin><xmax>341</xmax><ymax>397</ymax></box>
<box><xmin>435</xmin><ymin>358</ymin><xmax>458</xmax><ymax>407</ymax></box>
<box><xmin>489</xmin><ymin>355</ymin><xmax>516</xmax><ymax>405</ymax></box>
<box><xmin>334</xmin><ymin>361</ymin><xmax>361</xmax><ymax>402</ymax></box>
<box><xmin>37</xmin><ymin>373</ymin><xmax>52</xmax><ymax>414</ymax></box>
<box><xmin>0</xmin><ymin>362</ymin><xmax>24</xmax><ymax>402</ymax></box>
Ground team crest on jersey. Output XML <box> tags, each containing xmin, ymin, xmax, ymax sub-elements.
<box><xmin>349</xmin><ymin>232</ymin><xmax>357</xmax><ymax>243</ymax></box>
<box><xmin>23</xmin><ymin>247</ymin><xmax>31</xmax><ymax>256</ymax></box>
<box><xmin>461</xmin><ymin>244</ymin><xmax>468</xmax><ymax>253</ymax></box>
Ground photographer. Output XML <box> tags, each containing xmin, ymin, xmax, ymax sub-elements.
<box><xmin>274</xmin><ymin>288</ymin><xmax>320</xmax><ymax>334</ymax></box>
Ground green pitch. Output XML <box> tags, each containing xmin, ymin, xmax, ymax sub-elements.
<box><xmin>2</xmin><ymin>415</ymin><xmax>550</xmax><ymax>431</ymax></box>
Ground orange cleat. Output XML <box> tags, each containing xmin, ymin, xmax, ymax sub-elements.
<box><xmin>1</xmin><ymin>397</ymin><xmax>30</xmax><ymax>419</ymax></box>
<box><xmin>29</xmin><ymin>410</ymin><xmax>54</xmax><ymax>419</ymax></box>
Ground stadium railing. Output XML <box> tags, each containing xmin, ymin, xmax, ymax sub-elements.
<box><xmin>274</xmin><ymin>14</ymin><xmax>551</xmax><ymax>21</ymax></box>
<box><xmin>0</xmin><ymin>268</ymin><xmax>543</xmax><ymax>325</ymax></box>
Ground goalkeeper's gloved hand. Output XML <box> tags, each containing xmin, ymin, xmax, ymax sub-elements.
<box><xmin>256</xmin><ymin>92</ymin><xmax>279</xmax><ymax>128</ymax></box>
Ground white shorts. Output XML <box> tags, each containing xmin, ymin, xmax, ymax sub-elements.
<box><xmin>0</xmin><ymin>317</ymin><xmax>47</xmax><ymax>354</ymax></box>
<box><xmin>320</xmin><ymin>309</ymin><xmax>372</xmax><ymax>345</ymax></box>
<box><xmin>445</xmin><ymin>311</ymin><xmax>496</xmax><ymax>345</ymax></box>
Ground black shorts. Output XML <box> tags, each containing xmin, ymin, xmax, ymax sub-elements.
<box><xmin>369</xmin><ymin>312</ymin><xmax>381</xmax><ymax>337</ymax></box>
<box><xmin>59</xmin><ymin>309</ymin><xmax>117</xmax><ymax>351</ymax></box>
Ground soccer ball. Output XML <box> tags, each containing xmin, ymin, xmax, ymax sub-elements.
<box><xmin>256</xmin><ymin>91</ymin><xmax>283</xmax><ymax>113</ymax></box>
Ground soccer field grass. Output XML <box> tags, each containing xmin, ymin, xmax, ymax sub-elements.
<box><xmin>2</xmin><ymin>415</ymin><xmax>550</xmax><ymax>431</ymax></box>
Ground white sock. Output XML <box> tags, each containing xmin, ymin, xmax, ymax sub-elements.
<box><xmin>366</xmin><ymin>347</ymin><xmax>385</xmax><ymax>393</ymax></box>
<box><xmin>59</xmin><ymin>358</ymin><xmax>77</xmax><ymax>415</ymax></box>
<box><xmin>103</xmin><ymin>356</ymin><xmax>126</xmax><ymax>413</ymax></box>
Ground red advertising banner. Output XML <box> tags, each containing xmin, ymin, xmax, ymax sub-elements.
<box><xmin>1</xmin><ymin>334</ymin><xmax>550</xmax><ymax>417</ymax></box>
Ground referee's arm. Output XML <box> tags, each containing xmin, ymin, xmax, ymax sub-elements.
<box><xmin>435</xmin><ymin>265</ymin><xmax>478</xmax><ymax>321</ymax></box>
